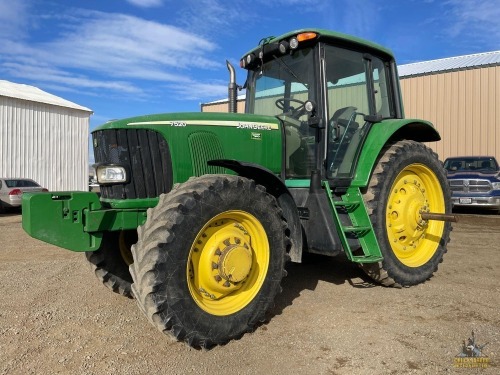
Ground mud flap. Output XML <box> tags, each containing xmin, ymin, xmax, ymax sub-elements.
<box><xmin>22</xmin><ymin>191</ymin><xmax>103</xmax><ymax>252</ymax></box>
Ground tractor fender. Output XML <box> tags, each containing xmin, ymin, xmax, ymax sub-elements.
<box><xmin>208</xmin><ymin>159</ymin><xmax>303</xmax><ymax>262</ymax></box>
<box><xmin>352</xmin><ymin>119</ymin><xmax>440</xmax><ymax>187</ymax></box>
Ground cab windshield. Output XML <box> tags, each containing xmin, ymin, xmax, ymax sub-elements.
<box><xmin>245</xmin><ymin>47</ymin><xmax>318</xmax><ymax>178</ymax></box>
<box><xmin>245</xmin><ymin>47</ymin><xmax>317</xmax><ymax>117</ymax></box>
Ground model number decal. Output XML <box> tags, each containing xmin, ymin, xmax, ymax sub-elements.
<box><xmin>170</xmin><ymin>121</ymin><xmax>186</xmax><ymax>127</ymax></box>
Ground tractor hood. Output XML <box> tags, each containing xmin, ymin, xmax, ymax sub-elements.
<box><xmin>91</xmin><ymin>111</ymin><xmax>284</xmax><ymax>191</ymax></box>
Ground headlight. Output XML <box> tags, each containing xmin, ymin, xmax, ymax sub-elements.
<box><xmin>96</xmin><ymin>165</ymin><xmax>127</xmax><ymax>184</ymax></box>
<box><xmin>492</xmin><ymin>182</ymin><xmax>500</xmax><ymax>190</ymax></box>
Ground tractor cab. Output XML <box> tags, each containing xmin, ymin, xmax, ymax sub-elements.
<box><xmin>241</xmin><ymin>30</ymin><xmax>399</xmax><ymax>185</ymax></box>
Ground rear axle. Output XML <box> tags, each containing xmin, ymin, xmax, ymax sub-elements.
<box><xmin>421</xmin><ymin>212</ymin><xmax>458</xmax><ymax>222</ymax></box>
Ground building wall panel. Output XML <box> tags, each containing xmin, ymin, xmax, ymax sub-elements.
<box><xmin>0</xmin><ymin>97</ymin><xmax>89</xmax><ymax>191</ymax></box>
<box><xmin>401</xmin><ymin>65</ymin><xmax>500</xmax><ymax>161</ymax></box>
<box><xmin>202</xmin><ymin>100</ymin><xmax>245</xmax><ymax>113</ymax></box>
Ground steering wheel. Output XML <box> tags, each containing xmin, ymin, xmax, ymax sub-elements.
<box><xmin>275</xmin><ymin>98</ymin><xmax>307</xmax><ymax>119</ymax></box>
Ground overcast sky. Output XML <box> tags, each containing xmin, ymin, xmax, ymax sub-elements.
<box><xmin>1</xmin><ymin>0</ymin><xmax>499</xmax><ymax>133</ymax></box>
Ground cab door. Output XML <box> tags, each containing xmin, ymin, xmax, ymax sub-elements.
<box><xmin>322</xmin><ymin>45</ymin><xmax>394</xmax><ymax>182</ymax></box>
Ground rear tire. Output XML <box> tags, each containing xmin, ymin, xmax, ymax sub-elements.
<box><xmin>361</xmin><ymin>140</ymin><xmax>452</xmax><ymax>287</ymax></box>
<box><xmin>130</xmin><ymin>175</ymin><xmax>289</xmax><ymax>348</ymax></box>
<box><xmin>85</xmin><ymin>230</ymin><xmax>136</xmax><ymax>298</ymax></box>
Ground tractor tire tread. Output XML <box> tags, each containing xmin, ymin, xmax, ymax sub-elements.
<box><xmin>361</xmin><ymin>140</ymin><xmax>452</xmax><ymax>287</ymax></box>
<box><xmin>130</xmin><ymin>174</ymin><xmax>290</xmax><ymax>349</ymax></box>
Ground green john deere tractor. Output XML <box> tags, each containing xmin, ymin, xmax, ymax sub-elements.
<box><xmin>22</xmin><ymin>29</ymin><xmax>454</xmax><ymax>348</ymax></box>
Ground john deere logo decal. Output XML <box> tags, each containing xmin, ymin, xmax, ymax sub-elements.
<box><xmin>251</xmin><ymin>132</ymin><xmax>262</xmax><ymax>140</ymax></box>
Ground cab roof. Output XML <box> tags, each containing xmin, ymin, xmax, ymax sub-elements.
<box><xmin>242</xmin><ymin>28</ymin><xmax>395</xmax><ymax>60</ymax></box>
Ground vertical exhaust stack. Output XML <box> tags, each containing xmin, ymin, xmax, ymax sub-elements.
<box><xmin>226</xmin><ymin>60</ymin><xmax>237</xmax><ymax>113</ymax></box>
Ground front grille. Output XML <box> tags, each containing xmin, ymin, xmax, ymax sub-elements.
<box><xmin>449</xmin><ymin>179</ymin><xmax>492</xmax><ymax>193</ymax></box>
<box><xmin>93</xmin><ymin>129</ymin><xmax>173</xmax><ymax>199</ymax></box>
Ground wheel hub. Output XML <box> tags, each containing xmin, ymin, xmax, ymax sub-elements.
<box><xmin>190</xmin><ymin>220</ymin><xmax>254</xmax><ymax>300</ymax></box>
<box><xmin>186</xmin><ymin>209</ymin><xmax>271</xmax><ymax>316</ymax></box>
<box><xmin>218</xmin><ymin>242</ymin><xmax>253</xmax><ymax>283</ymax></box>
<box><xmin>388</xmin><ymin>178</ymin><xmax>428</xmax><ymax>250</ymax></box>
<box><xmin>386</xmin><ymin>164</ymin><xmax>445</xmax><ymax>267</ymax></box>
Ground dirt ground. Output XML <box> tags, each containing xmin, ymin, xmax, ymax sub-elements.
<box><xmin>0</xmin><ymin>210</ymin><xmax>498</xmax><ymax>375</ymax></box>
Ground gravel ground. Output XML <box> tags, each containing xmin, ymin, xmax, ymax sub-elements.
<box><xmin>0</xmin><ymin>211</ymin><xmax>498</xmax><ymax>375</ymax></box>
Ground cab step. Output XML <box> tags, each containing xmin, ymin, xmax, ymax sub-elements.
<box><xmin>323</xmin><ymin>182</ymin><xmax>383</xmax><ymax>264</ymax></box>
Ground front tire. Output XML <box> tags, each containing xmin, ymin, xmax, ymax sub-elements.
<box><xmin>130</xmin><ymin>175</ymin><xmax>289</xmax><ymax>348</ymax></box>
<box><xmin>85</xmin><ymin>230</ymin><xmax>136</xmax><ymax>298</ymax></box>
<box><xmin>361</xmin><ymin>140</ymin><xmax>452</xmax><ymax>287</ymax></box>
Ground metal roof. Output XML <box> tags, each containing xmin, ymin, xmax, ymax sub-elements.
<box><xmin>398</xmin><ymin>50</ymin><xmax>500</xmax><ymax>78</ymax></box>
<box><xmin>0</xmin><ymin>80</ymin><xmax>93</xmax><ymax>113</ymax></box>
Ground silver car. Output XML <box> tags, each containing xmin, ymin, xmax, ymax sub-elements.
<box><xmin>0</xmin><ymin>178</ymin><xmax>47</xmax><ymax>212</ymax></box>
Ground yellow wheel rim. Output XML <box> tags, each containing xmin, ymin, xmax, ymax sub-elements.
<box><xmin>386</xmin><ymin>163</ymin><xmax>445</xmax><ymax>267</ymax></box>
<box><xmin>187</xmin><ymin>210</ymin><xmax>269</xmax><ymax>316</ymax></box>
<box><xmin>119</xmin><ymin>231</ymin><xmax>134</xmax><ymax>266</ymax></box>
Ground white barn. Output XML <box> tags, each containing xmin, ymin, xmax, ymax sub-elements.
<box><xmin>0</xmin><ymin>80</ymin><xmax>93</xmax><ymax>191</ymax></box>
